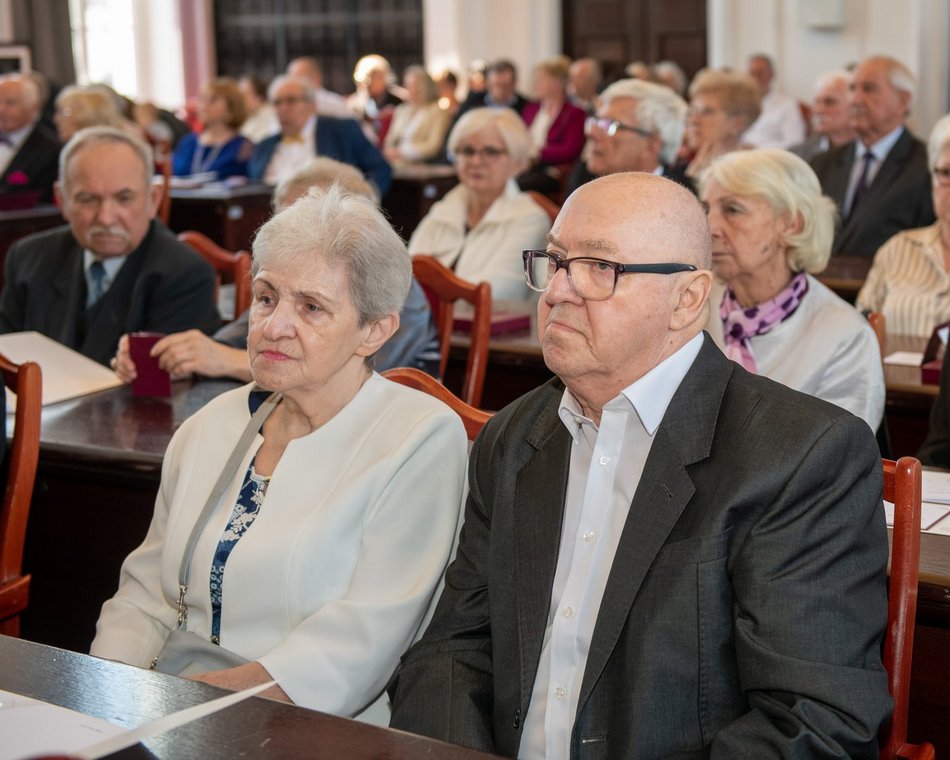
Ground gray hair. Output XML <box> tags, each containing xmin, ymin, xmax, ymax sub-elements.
<box><xmin>272</xmin><ymin>156</ymin><xmax>375</xmax><ymax>211</ymax></box>
<box><xmin>654</xmin><ymin>60</ymin><xmax>687</xmax><ymax>96</ymax></box>
<box><xmin>404</xmin><ymin>64</ymin><xmax>439</xmax><ymax>104</ymax></box>
<box><xmin>267</xmin><ymin>74</ymin><xmax>315</xmax><ymax>104</ymax></box>
<box><xmin>252</xmin><ymin>184</ymin><xmax>411</xmax><ymax>326</ymax></box>
<box><xmin>700</xmin><ymin>148</ymin><xmax>836</xmax><ymax>274</ymax></box>
<box><xmin>813</xmin><ymin>69</ymin><xmax>850</xmax><ymax>93</ymax></box>
<box><xmin>600</xmin><ymin>78</ymin><xmax>688</xmax><ymax>165</ymax></box>
<box><xmin>447</xmin><ymin>106</ymin><xmax>532</xmax><ymax>166</ymax></box>
<box><xmin>59</xmin><ymin>126</ymin><xmax>153</xmax><ymax>194</ymax></box>
<box><xmin>927</xmin><ymin>114</ymin><xmax>950</xmax><ymax>169</ymax></box>
<box><xmin>875</xmin><ymin>55</ymin><xmax>916</xmax><ymax>109</ymax></box>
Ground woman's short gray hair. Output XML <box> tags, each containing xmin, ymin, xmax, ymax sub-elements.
<box><xmin>252</xmin><ymin>183</ymin><xmax>411</xmax><ymax>325</ymax></box>
<box><xmin>927</xmin><ymin>114</ymin><xmax>950</xmax><ymax>169</ymax></box>
<box><xmin>447</xmin><ymin>106</ymin><xmax>532</xmax><ymax>166</ymax></box>
<box><xmin>600</xmin><ymin>78</ymin><xmax>688</xmax><ymax>165</ymax></box>
<box><xmin>272</xmin><ymin>157</ymin><xmax>375</xmax><ymax>211</ymax></box>
<box><xmin>700</xmin><ymin>148</ymin><xmax>837</xmax><ymax>274</ymax></box>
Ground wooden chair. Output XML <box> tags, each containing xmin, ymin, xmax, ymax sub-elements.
<box><xmin>868</xmin><ymin>311</ymin><xmax>886</xmax><ymax>360</ymax></box>
<box><xmin>0</xmin><ymin>354</ymin><xmax>42</xmax><ymax>637</ymax></box>
<box><xmin>880</xmin><ymin>456</ymin><xmax>935</xmax><ymax>760</ymax></box>
<box><xmin>528</xmin><ymin>190</ymin><xmax>561</xmax><ymax>224</ymax></box>
<box><xmin>383</xmin><ymin>367</ymin><xmax>493</xmax><ymax>441</ymax></box>
<box><xmin>152</xmin><ymin>140</ymin><xmax>173</xmax><ymax>225</ymax></box>
<box><xmin>411</xmin><ymin>255</ymin><xmax>491</xmax><ymax>408</ymax></box>
<box><xmin>177</xmin><ymin>231</ymin><xmax>253</xmax><ymax>317</ymax></box>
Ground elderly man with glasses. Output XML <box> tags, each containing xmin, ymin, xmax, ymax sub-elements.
<box><xmin>390</xmin><ymin>172</ymin><xmax>892</xmax><ymax>759</ymax></box>
<box><xmin>566</xmin><ymin>78</ymin><xmax>692</xmax><ymax>195</ymax></box>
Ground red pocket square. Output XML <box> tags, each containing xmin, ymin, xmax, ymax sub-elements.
<box><xmin>7</xmin><ymin>170</ymin><xmax>29</xmax><ymax>185</ymax></box>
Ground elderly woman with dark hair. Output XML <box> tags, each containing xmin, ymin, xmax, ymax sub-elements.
<box><xmin>91</xmin><ymin>185</ymin><xmax>467</xmax><ymax>716</ymax></box>
<box><xmin>383</xmin><ymin>65</ymin><xmax>451</xmax><ymax>166</ymax></box>
<box><xmin>702</xmin><ymin>148</ymin><xmax>884</xmax><ymax>429</ymax></box>
<box><xmin>683</xmin><ymin>69</ymin><xmax>761</xmax><ymax>179</ymax></box>
<box><xmin>172</xmin><ymin>77</ymin><xmax>251</xmax><ymax>179</ymax></box>
<box><xmin>409</xmin><ymin>107</ymin><xmax>550</xmax><ymax>300</ymax></box>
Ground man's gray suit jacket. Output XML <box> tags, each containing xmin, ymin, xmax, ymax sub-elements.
<box><xmin>390</xmin><ymin>336</ymin><xmax>892</xmax><ymax>759</ymax></box>
<box><xmin>0</xmin><ymin>220</ymin><xmax>220</xmax><ymax>365</ymax></box>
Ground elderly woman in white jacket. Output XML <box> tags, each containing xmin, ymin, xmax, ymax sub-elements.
<box><xmin>408</xmin><ymin>107</ymin><xmax>551</xmax><ymax>300</ymax></box>
<box><xmin>90</xmin><ymin>185</ymin><xmax>468</xmax><ymax>717</ymax></box>
<box><xmin>701</xmin><ymin>148</ymin><xmax>884</xmax><ymax>429</ymax></box>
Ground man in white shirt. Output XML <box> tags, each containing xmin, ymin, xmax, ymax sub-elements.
<box><xmin>390</xmin><ymin>172</ymin><xmax>891</xmax><ymax>758</ymax></box>
<box><xmin>789</xmin><ymin>69</ymin><xmax>855</xmax><ymax>162</ymax></box>
<box><xmin>741</xmin><ymin>53</ymin><xmax>806</xmax><ymax>149</ymax></box>
<box><xmin>812</xmin><ymin>55</ymin><xmax>934</xmax><ymax>255</ymax></box>
<box><xmin>247</xmin><ymin>75</ymin><xmax>391</xmax><ymax>195</ymax></box>
<box><xmin>0</xmin><ymin>73</ymin><xmax>60</xmax><ymax>202</ymax></box>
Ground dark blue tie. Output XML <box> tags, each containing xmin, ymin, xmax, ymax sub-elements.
<box><xmin>849</xmin><ymin>150</ymin><xmax>875</xmax><ymax>218</ymax></box>
<box><xmin>88</xmin><ymin>260</ymin><xmax>107</xmax><ymax>305</ymax></box>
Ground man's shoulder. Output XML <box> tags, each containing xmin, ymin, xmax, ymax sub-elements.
<box><xmin>136</xmin><ymin>222</ymin><xmax>214</xmax><ymax>275</ymax></box>
<box><xmin>810</xmin><ymin>141</ymin><xmax>851</xmax><ymax>175</ymax></box>
<box><xmin>22</xmin><ymin>122</ymin><xmax>60</xmax><ymax>152</ymax></box>
<box><xmin>8</xmin><ymin>224</ymin><xmax>76</xmax><ymax>262</ymax></box>
<box><xmin>477</xmin><ymin>376</ymin><xmax>565</xmax><ymax>450</ymax></box>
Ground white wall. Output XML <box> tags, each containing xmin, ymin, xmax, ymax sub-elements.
<box><xmin>709</xmin><ymin>0</ymin><xmax>949</xmax><ymax>137</ymax></box>
<box><xmin>423</xmin><ymin>0</ymin><xmax>561</xmax><ymax>98</ymax></box>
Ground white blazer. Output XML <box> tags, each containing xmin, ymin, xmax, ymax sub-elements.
<box><xmin>90</xmin><ymin>374</ymin><xmax>468</xmax><ymax>716</ymax></box>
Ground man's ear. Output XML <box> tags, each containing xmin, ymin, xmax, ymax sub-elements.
<box><xmin>670</xmin><ymin>269</ymin><xmax>713</xmax><ymax>331</ymax></box>
<box><xmin>53</xmin><ymin>180</ymin><xmax>64</xmax><ymax>210</ymax></box>
<box><xmin>147</xmin><ymin>180</ymin><xmax>163</xmax><ymax>219</ymax></box>
<box><xmin>355</xmin><ymin>312</ymin><xmax>400</xmax><ymax>358</ymax></box>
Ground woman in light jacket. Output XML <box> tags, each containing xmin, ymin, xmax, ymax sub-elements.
<box><xmin>383</xmin><ymin>65</ymin><xmax>451</xmax><ymax>166</ymax></box>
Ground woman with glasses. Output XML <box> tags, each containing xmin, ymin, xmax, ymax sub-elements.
<box><xmin>408</xmin><ymin>107</ymin><xmax>550</xmax><ymax>300</ymax></box>
<box><xmin>701</xmin><ymin>148</ymin><xmax>884</xmax><ymax>429</ymax></box>
<box><xmin>857</xmin><ymin>115</ymin><xmax>950</xmax><ymax>337</ymax></box>
<box><xmin>681</xmin><ymin>69</ymin><xmax>761</xmax><ymax>179</ymax></box>
<box><xmin>172</xmin><ymin>77</ymin><xmax>251</xmax><ymax>180</ymax></box>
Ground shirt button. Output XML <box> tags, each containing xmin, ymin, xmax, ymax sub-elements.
<box><xmin>554</xmin><ymin>686</ymin><xmax>566</xmax><ymax>700</ymax></box>
<box><xmin>599</xmin><ymin>455</ymin><xmax>609</xmax><ymax>465</ymax></box>
<box><xmin>583</xmin><ymin>530</ymin><xmax>595</xmax><ymax>543</ymax></box>
<box><xmin>563</xmin><ymin>606</ymin><xmax>575</xmax><ymax>618</ymax></box>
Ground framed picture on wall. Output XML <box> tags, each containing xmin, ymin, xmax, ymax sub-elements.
<box><xmin>0</xmin><ymin>45</ymin><xmax>31</xmax><ymax>75</ymax></box>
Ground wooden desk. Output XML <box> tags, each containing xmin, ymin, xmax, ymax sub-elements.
<box><xmin>0</xmin><ymin>636</ymin><xmax>498</xmax><ymax>759</ymax></box>
<box><xmin>382</xmin><ymin>164</ymin><xmax>458</xmax><ymax>239</ymax></box>
<box><xmin>17</xmin><ymin>380</ymin><xmax>241</xmax><ymax>653</ymax></box>
<box><xmin>168</xmin><ymin>184</ymin><xmax>273</xmax><ymax>253</ymax></box>
<box><xmin>817</xmin><ymin>255</ymin><xmax>872</xmax><ymax>304</ymax></box>
<box><xmin>882</xmin><ymin>334</ymin><xmax>938</xmax><ymax>457</ymax></box>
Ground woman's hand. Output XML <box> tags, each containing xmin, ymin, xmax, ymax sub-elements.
<box><xmin>187</xmin><ymin>661</ymin><xmax>291</xmax><ymax>702</ymax></box>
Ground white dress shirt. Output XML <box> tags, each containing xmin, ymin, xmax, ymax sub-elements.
<box><xmin>83</xmin><ymin>250</ymin><xmax>128</xmax><ymax>306</ymax></box>
<box><xmin>519</xmin><ymin>333</ymin><xmax>704</xmax><ymax>760</ymax></box>
<box><xmin>741</xmin><ymin>88</ymin><xmax>806</xmax><ymax>149</ymax></box>
<box><xmin>264</xmin><ymin>115</ymin><xmax>317</xmax><ymax>185</ymax></box>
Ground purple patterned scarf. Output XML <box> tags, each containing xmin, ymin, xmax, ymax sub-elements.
<box><xmin>720</xmin><ymin>272</ymin><xmax>809</xmax><ymax>372</ymax></box>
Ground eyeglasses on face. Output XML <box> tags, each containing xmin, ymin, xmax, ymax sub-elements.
<box><xmin>454</xmin><ymin>144</ymin><xmax>508</xmax><ymax>160</ymax></box>
<box><xmin>687</xmin><ymin>106</ymin><xmax>722</xmax><ymax>119</ymax></box>
<box><xmin>272</xmin><ymin>95</ymin><xmax>308</xmax><ymax>107</ymax></box>
<box><xmin>933</xmin><ymin>167</ymin><xmax>950</xmax><ymax>186</ymax></box>
<box><xmin>522</xmin><ymin>249</ymin><xmax>697</xmax><ymax>301</ymax></box>
<box><xmin>584</xmin><ymin>116</ymin><xmax>653</xmax><ymax>139</ymax></box>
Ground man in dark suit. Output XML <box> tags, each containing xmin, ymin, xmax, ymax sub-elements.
<box><xmin>0</xmin><ymin>126</ymin><xmax>219</xmax><ymax>366</ymax></box>
<box><xmin>0</xmin><ymin>74</ymin><xmax>60</xmax><ymax>203</ymax></box>
<box><xmin>454</xmin><ymin>59</ymin><xmax>532</xmax><ymax>120</ymax></box>
<box><xmin>566</xmin><ymin>78</ymin><xmax>694</xmax><ymax>195</ymax></box>
<box><xmin>389</xmin><ymin>173</ymin><xmax>891</xmax><ymax>759</ymax></box>
<box><xmin>811</xmin><ymin>55</ymin><xmax>934</xmax><ymax>256</ymax></box>
<box><xmin>248</xmin><ymin>75</ymin><xmax>392</xmax><ymax>196</ymax></box>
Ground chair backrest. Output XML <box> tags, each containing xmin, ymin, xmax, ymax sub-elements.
<box><xmin>528</xmin><ymin>190</ymin><xmax>561</xmax><ymax>224</ymax></box>
<box><xmin>411</xmin><ymin>255</ymin><xmax>491</xmax><ymax>408</ymax></box>
<box><xmin>383</xmin><ymin>367</ymin><xmax>492</xmax><ymax>441</ymax></box>
<box><xmin>867</xmin><ymin>311</ymin><xmax>886</xmax><ymax>360</ymax></box>
<box><xmin>880</xmin><ymin>456</ymin><xmax>935</xmax><ymax>760</ymax></box>
<box><xmin>152</xmin><ymin>141</ymin><xmax>172</xmax><ymax>225</ymax></box>
<box><xmin>177</xmin><ymin>231</ymin><xmax>253</xmax><ymax>317</ymax></box>
<box><xmin>0</xmin><ymin>353</ymin><xmax>42</xmax><ymax>636</ymax></box>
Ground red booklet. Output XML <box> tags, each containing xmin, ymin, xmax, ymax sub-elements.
<box><xmin>454</xmin><ymin>310</ymin><xmax>531</xmax><ymax>335</ymax></box>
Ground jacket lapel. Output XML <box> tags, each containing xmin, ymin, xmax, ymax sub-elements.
<box><xmin>575</xmin><ymin>337</ymin><xmax>734</xmax><ymax>715</ymax></box>
<box><xmin>513</xmin><ymin>395</ymin><xmax>572</xmax><ymax>703</ymax></box>
<box><xmin>49</xmin><ymin>241</ymin><xmax>85</xmax><ymax>348</ymax></box>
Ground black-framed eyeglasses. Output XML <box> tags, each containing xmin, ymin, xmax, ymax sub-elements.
<box><xmin>454</xmin><ymin>145</ymin><xmax>507</xmax><ymax>160</ymax></box>
<box><xmin>584</xmin><ymin>116</ymin><xmax>653</xmax><ymax>139</ymax></box>
<box><xmin>933</xmin><ymin>166</ymin><xmax>950</xmax><ymax>186</ymax></box>
<box><xmin>522</xmin><ymin>249</ymin><xmax>697</xmax><ymax>301</ymax></box>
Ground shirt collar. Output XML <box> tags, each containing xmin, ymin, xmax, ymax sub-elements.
<box><xmin>83</xmin><ymin>249</ymin><xmax>128</xmax><ymax>281</ymax></box>
<box><xmin>856</xmin><ymin>124</ymin><xmax>904</xmax><ymax>162</ymax></box>
<box><xmin>557</xmin><ymin>332</ymin><xmax>704</xmax><ymax>440</ymax></box>
<box><xmin>2</xmin><ymin>120</ymin><xmax>35</xmax><ymax>149</ymax></box>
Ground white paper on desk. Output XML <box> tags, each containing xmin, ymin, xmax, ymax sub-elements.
<box><xmin>883</xmin><ymin>500</ymin><xmax>950</xmax><ymax>530</ymax></box>
<box><xmin>0</xmin><ymin>331</ymin><xmax>122</xmax><ymax>411</ymax></box>
<box><xmin>0</xmin><ymin>688</ymin><xmax>125</xmax><ymax>760</ymax></box>
<box><xmin>883</xmin><ymin>350</ymin><xmax>924</xmax><ymax>367</ymax></box>
<box><xmin>926</xmin><ymin>511</ymin><xmax>950</xmax><ymax>535</ymax></box>
<box><xmin>922</xmin><ymin>469</ymin><xmax>950</xmax><ymax>504</ymax></box>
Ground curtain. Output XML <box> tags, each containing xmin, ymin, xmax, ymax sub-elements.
<box><xmin>11</xmin><ymin>0</ymin><xmax>75</xmax><ymax>87</ymax></box>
